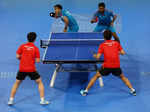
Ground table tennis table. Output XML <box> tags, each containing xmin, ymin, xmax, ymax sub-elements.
<box><xmin>41</xmin><ymin>32</ymin><xmax>104</xmax><ymax>87</ymax></box>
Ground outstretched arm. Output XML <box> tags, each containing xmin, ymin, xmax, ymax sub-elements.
<box><xmin>112</xmin><ymin>15</ymin><xmax>117</xmax><ymax>23</ymax></box>
<box><xmin>63</xmin><ymin>16</ymin><xmax>69</xmax><ymax>32</ymax></box>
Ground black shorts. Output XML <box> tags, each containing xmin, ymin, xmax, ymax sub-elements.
<box><xmin>98</xmin><ymin>67</ymin><xmax>122</xmax><ymax>77</ymax></box>
<box><xmin>16</xmin><ymin>71</ymin><xmax>40</xmax><ymax>80</ymax></box>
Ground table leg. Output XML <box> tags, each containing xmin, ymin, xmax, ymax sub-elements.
<box><xmin>50</xmin><ymin>64</ymin><xmax>61</xmax><ymax>87</ymax></box>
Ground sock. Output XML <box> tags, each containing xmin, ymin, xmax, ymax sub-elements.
<box><xmin>41</xmin><ymin>97</ymin><xmax>45</xmax><ymax>102</ymax></box>
<box><xmin>99</xmin><ymin>77</ymin><xmax>103</xmax><ymax>86</ymax></box>
<box><xmin>130</xmin><ymin>88</ymin><xmax>135</xmax><ymax>92</ymax></box>
<box><xmin>85</xmin><ymin>89</ymin><xmax>88</xmax><ymax>92</ymax></box>
<box><xmin>9</xmin><ymin>97</ymin><xmax>14</xmax><ymax>101</ymax></box>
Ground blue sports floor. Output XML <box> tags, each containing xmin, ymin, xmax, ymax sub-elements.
<box><xmin>0</xmin><ymin>0</ymin><xmax>150</xmax><ymax>112</ymax></box>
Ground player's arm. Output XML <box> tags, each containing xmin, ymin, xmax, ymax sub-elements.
<box><xmin>91</xmin><ymin>12</ymin><xmax>98</xmax><ymax>24</ymax></box>
<box><xmin>120</xmin><ymin>49</ymin><xmax>126</xmax><ymax>55</ymax></box>
<box><xmin>35</xmin><ymin>58</ymin><xmax>40</xmax><ymax>63</ymax></box>
<box><xmin>110</xmin><ymin>11</ymin><xmax>117</xmax><ymax>26</ymax></box>
<box><xmin>118</xmin><ymin>43</ymin><xmax>126</xmax><ymax>55</ymax></box>
<box><xmin>16</xmin><ymin>54</ymin><xmax>21</xmax><ymax>60</ymax></box>
<box><xmin>35</xmin><ymin>47</ymin><xmax>41</xmax><ymax>63</ymax></box>
<box><xmin>94</xmin><ymin>44</ymin><xmax>103</xmax><ymax>59</ymax></box>
<box><xmin>63</xmin><ymin>16</ymin><xmax>69</xmax><ymax>32</ymax></box>
<box><xmin>91</xmin><ymin>18</ymin><xmax>98</xmax><ymax>23</ymax></box>
<box><xmin>16</xmin><ymin>45</ymin><xmax>23</xmax><ymax>60</ymax></box>
<box><xmin>112</xmin><ymin>15</ymin><xmax>117</xmax><ymax>23</ymax></box>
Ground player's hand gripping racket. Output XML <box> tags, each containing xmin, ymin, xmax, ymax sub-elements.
<box><xmin>49</xmin><ymin>12</ymin><xmax>55</xmax><ymax>17</ymax></box>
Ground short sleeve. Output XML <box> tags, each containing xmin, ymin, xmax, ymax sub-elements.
<box><xmin>98</xmin><ymin>44</ymin><xmax>104</xmax><ymax>54</ymax></box>
<box><xmin>16</xmin><ymin>45</ymin><xmax>23</xmax><ymax>55</ymax></box>
<box><xmin>109</xmin><ymin>10</ymin><xmax>115</xmax><ymax>17</ymax></box>
<box><xmin>118</xmin><ymin>43</ymin><xmax>123</xmax><ymax>51</ymax></box>
<box><xmin>35</xmin><ymin>47</ymin><xmax>40</xmax><ymax>58</ymax></box>
<box><xmin>92</xmin><ymin>11</ymin><xmax>98</xmax><ymax>20</ymax></box>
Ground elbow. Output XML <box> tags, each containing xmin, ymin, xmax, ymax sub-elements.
<box><xmin>121</xmin><ymin>52</ymin><xmax>126</xmax><ymax>55</ymax></box>
<box><xmin>36</xmin><ymin>58</ymin><xmax>40</xmax><ymax>63</ymax></box>
<box><xmin>16</xmin><ymin>54</ymin><xmax>21</xmax><ymax>60</ymax></box>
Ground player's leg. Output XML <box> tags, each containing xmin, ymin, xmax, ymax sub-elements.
<box><xmin>112</xmin><ymin>68</ymin><xmax>136</xmax><ymax>96</ymax></box>
<box><xmin>9</xmin><ymin>80</ymin><xmax>22</xmax><ymax>98</ymax></box>
<box><xmin>86</xmin><ymin>72</ymin><xmax>102</xmax><ymax>91</ymax></box>
<box><xmin>80</xmin><ymin>67</ymin><xmax>109</xmax><ymax>96</ymax></box>
<box><xmin>119</xmin><ymin>74</ymin><xmax>136</xmax><ymax>96</ymax></box>
<box><xmin>31</xmin><ymin>72</ymin><xmax>49</xmax><ymax>105</ymax></box>
<box><xmin>108</xmin><ymin>26</ymin><xmax>120</xmax><ymax>43</ymax></box>
<box><xmin>8</xmin><ymin>72</ymin><xmax>25</xmax><ymax>105</ymax></box>
<box><xmin>80</xmin><ymin>72</ymin><xmax>101</xmax><ymax>96</ymax></box>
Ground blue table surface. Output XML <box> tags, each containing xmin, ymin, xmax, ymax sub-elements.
<box><xmin>43</xmin><ymin>32</ymin><xmax>104</xmax><ymax>62</ymax></box>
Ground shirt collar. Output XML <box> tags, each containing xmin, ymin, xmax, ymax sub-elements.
<box><xmin>27</xmin><ymin>42</ymin><xmax>34</xmax><ymax>45</ymax></box>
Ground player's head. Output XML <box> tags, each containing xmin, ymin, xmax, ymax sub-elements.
<box><xmin>98</xmin><ymin>2</ymin><xmax>105</xmax><ymax>13</ymax></box>
<box><xmin>27</xmin><ymin>32</ymin><xmax>37</xmax><ymax>42</ymax></box>
<box><xmin>54</xmin><ymin>4</ymin><xmax>63</xmax><ymax>17</ymax></box>
<box><xmin>103</xmin><ymin>30</ymin><xmax>112</xmax><ymax>40</ymax></box>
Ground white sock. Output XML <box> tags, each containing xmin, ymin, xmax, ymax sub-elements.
<box><xmin>130</xmin><ymin>88</ymin><xmax>135</xmax><ymax>92</ymax></box>
<box><xmin>9</xmin><ymin>97</ymin><xmax>14</xmax><ymax>101</ymax></box>
<box><xmin>41</xmin><ymin>97</ymin><xmax>45</xmax><ymax>102</ymax></box>
<box><xmin>85</xmin><ymin>89</ymin><xmax>88</xmax><ymax>92</ymax></box>
<box><xmin>99</xmin><ymin>77</ymin><xmax>104</xmax><ymax>87</ymax></box>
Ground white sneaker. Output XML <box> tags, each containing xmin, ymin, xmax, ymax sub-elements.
<box><xmin>130</xmin><ymin>89</ymin><xmax>136</xmax><ymax>96</ymax></box>
<box><xmin>40</xmin><ymin>100</ymin><xmax>50</xmax><ymax>105</ymax></box>
<box><xmin>8</xmin><ymin>100</ymin><xmax>14</xmax><ymax>105</ymax></box>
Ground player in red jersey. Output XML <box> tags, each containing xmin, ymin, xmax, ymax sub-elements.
<box><xmin>8</xmin><ymin>32</ymin><xmax>49</xmax><ymax>105</ymax></box>
<box><xmin>80</xmin><ymin>30</ymin><xmax>136</xmax><ymax>96</ymax></box>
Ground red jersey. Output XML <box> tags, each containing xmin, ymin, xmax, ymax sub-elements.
<box><xmin>16</xmin><ymin>42</ymin><xmax>40</xmax><ymax>72</ymax></box>
<box><xmin>98</xmin><ymin>40</ymin><xmax>123</xmax><ymax>68</ymax></box>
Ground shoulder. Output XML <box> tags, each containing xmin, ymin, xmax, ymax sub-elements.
<box><xmin>35</xmin><ymin>46</ymin><xmax>40</xmax><ymax>51</ymax></box>
<box><xmin>105</xmin><ymin>9</ymin><xmax>113</xmax><ymax>14</ymax></box>
<box><xmin>33</xmin><ymin>44</ymin><xmax>38</xmax><ymax>49</ymax></box>
<box><xmin>62</xmin><ymin>10</ymin><xmax>71</xmax><ymax>15</ymax></box>
<box><xmin>99</xmin><ymin>42</ymin><xmax>105</xmax><ymax>47</ymax></box>
<box><xmin>112</xmin><ymin>40</ymin><xmax>120</xmax><ymax>46</ymax></box>
<box><xmin>94</xmin><ymin>10</ymin><xmax>99</xmax><ymax>15</ymax></box>
<box><xmin>19</xmin><ymin>43</ymin><xmax>26</xmax><ymax>48</ymax></box>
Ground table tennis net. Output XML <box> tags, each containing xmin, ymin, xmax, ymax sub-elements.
<box><xmin>40</xmin><ymin>39</ymin><xmax>104</xmax><ymax>47</ymax></box>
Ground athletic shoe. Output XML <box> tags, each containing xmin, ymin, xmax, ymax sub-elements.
<box><xmin>8</xmin><ymin>100</ymin><xmax>14</xmax><ymax>106</ymax></box>
<box><xmin>40</xmin><ymin>100</ymin><xmax>50</xmax><ymax>105</ymax></box>
<box><xmin>80</xmin><ymin>90</ymin><xmax>88</xmax><ymax>96</ymax></box>
<box><xmin>130</xmin><ymin>89</ymin><xmax>136</xmax><ymax>96</ymax></box>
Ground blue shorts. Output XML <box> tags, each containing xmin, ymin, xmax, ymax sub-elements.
<box><xmin>94</xmin><ymin>25</ymin><xmax>116</xmax><ymax>33</ymax></box>
<box><xmin>68</xmin><ymin>25</ymin><xmax>79</xmax><ymax>32</ymax></box>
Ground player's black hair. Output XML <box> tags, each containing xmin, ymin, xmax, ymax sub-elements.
<box><xmin>27</xmin><ymin>32</ymin><xmax>37</xmax><ymax>42</ymax></box>
<box><xmin>54</xmin><ymin>4</ymin><xmax>63</xmax><ymax>10</ymax></box>
<box><xmin>103</xmin><ymin>30</ymin><xmax>112</xmax><ymax>40</ymax></box>
<box><xmin>98</xmin><ymin>2</ymin><xmax>105</xmax><ymax>8</ymax></box>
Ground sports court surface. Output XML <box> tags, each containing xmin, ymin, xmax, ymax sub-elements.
<box><xmin>0</xmin><ymin>0</ymin><xmax>150</xmax><ymax>112</ymax></box>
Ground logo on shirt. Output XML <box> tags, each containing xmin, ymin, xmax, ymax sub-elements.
<box><xmin>104</xmin><ymin>41</ymin><xmax>115</xmax><ymax>46</ymax></box>
<box><xmin>24</xmin><ymin>46</ymin><xmax>34</xmax><ymax>50</ymax></box>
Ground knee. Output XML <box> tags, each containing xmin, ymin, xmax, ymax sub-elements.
<box><xmin>36</xmin><ymin>78</ymin><xmax>42</xmax><ymax>84</ymax></box>
<box><xmin>119</xmin><ymin>74</ymin><xmax>126</xmax><ymax>80</ymax></box>
<box><xmin>95</xmin><ymin>72</ymin><xmax>101</xmax><ymax>79</ymax></box>
<box><xmin>15</xmin><ymin>80</ymin><xmax>22</xmax><ymax>85</ymax></box>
